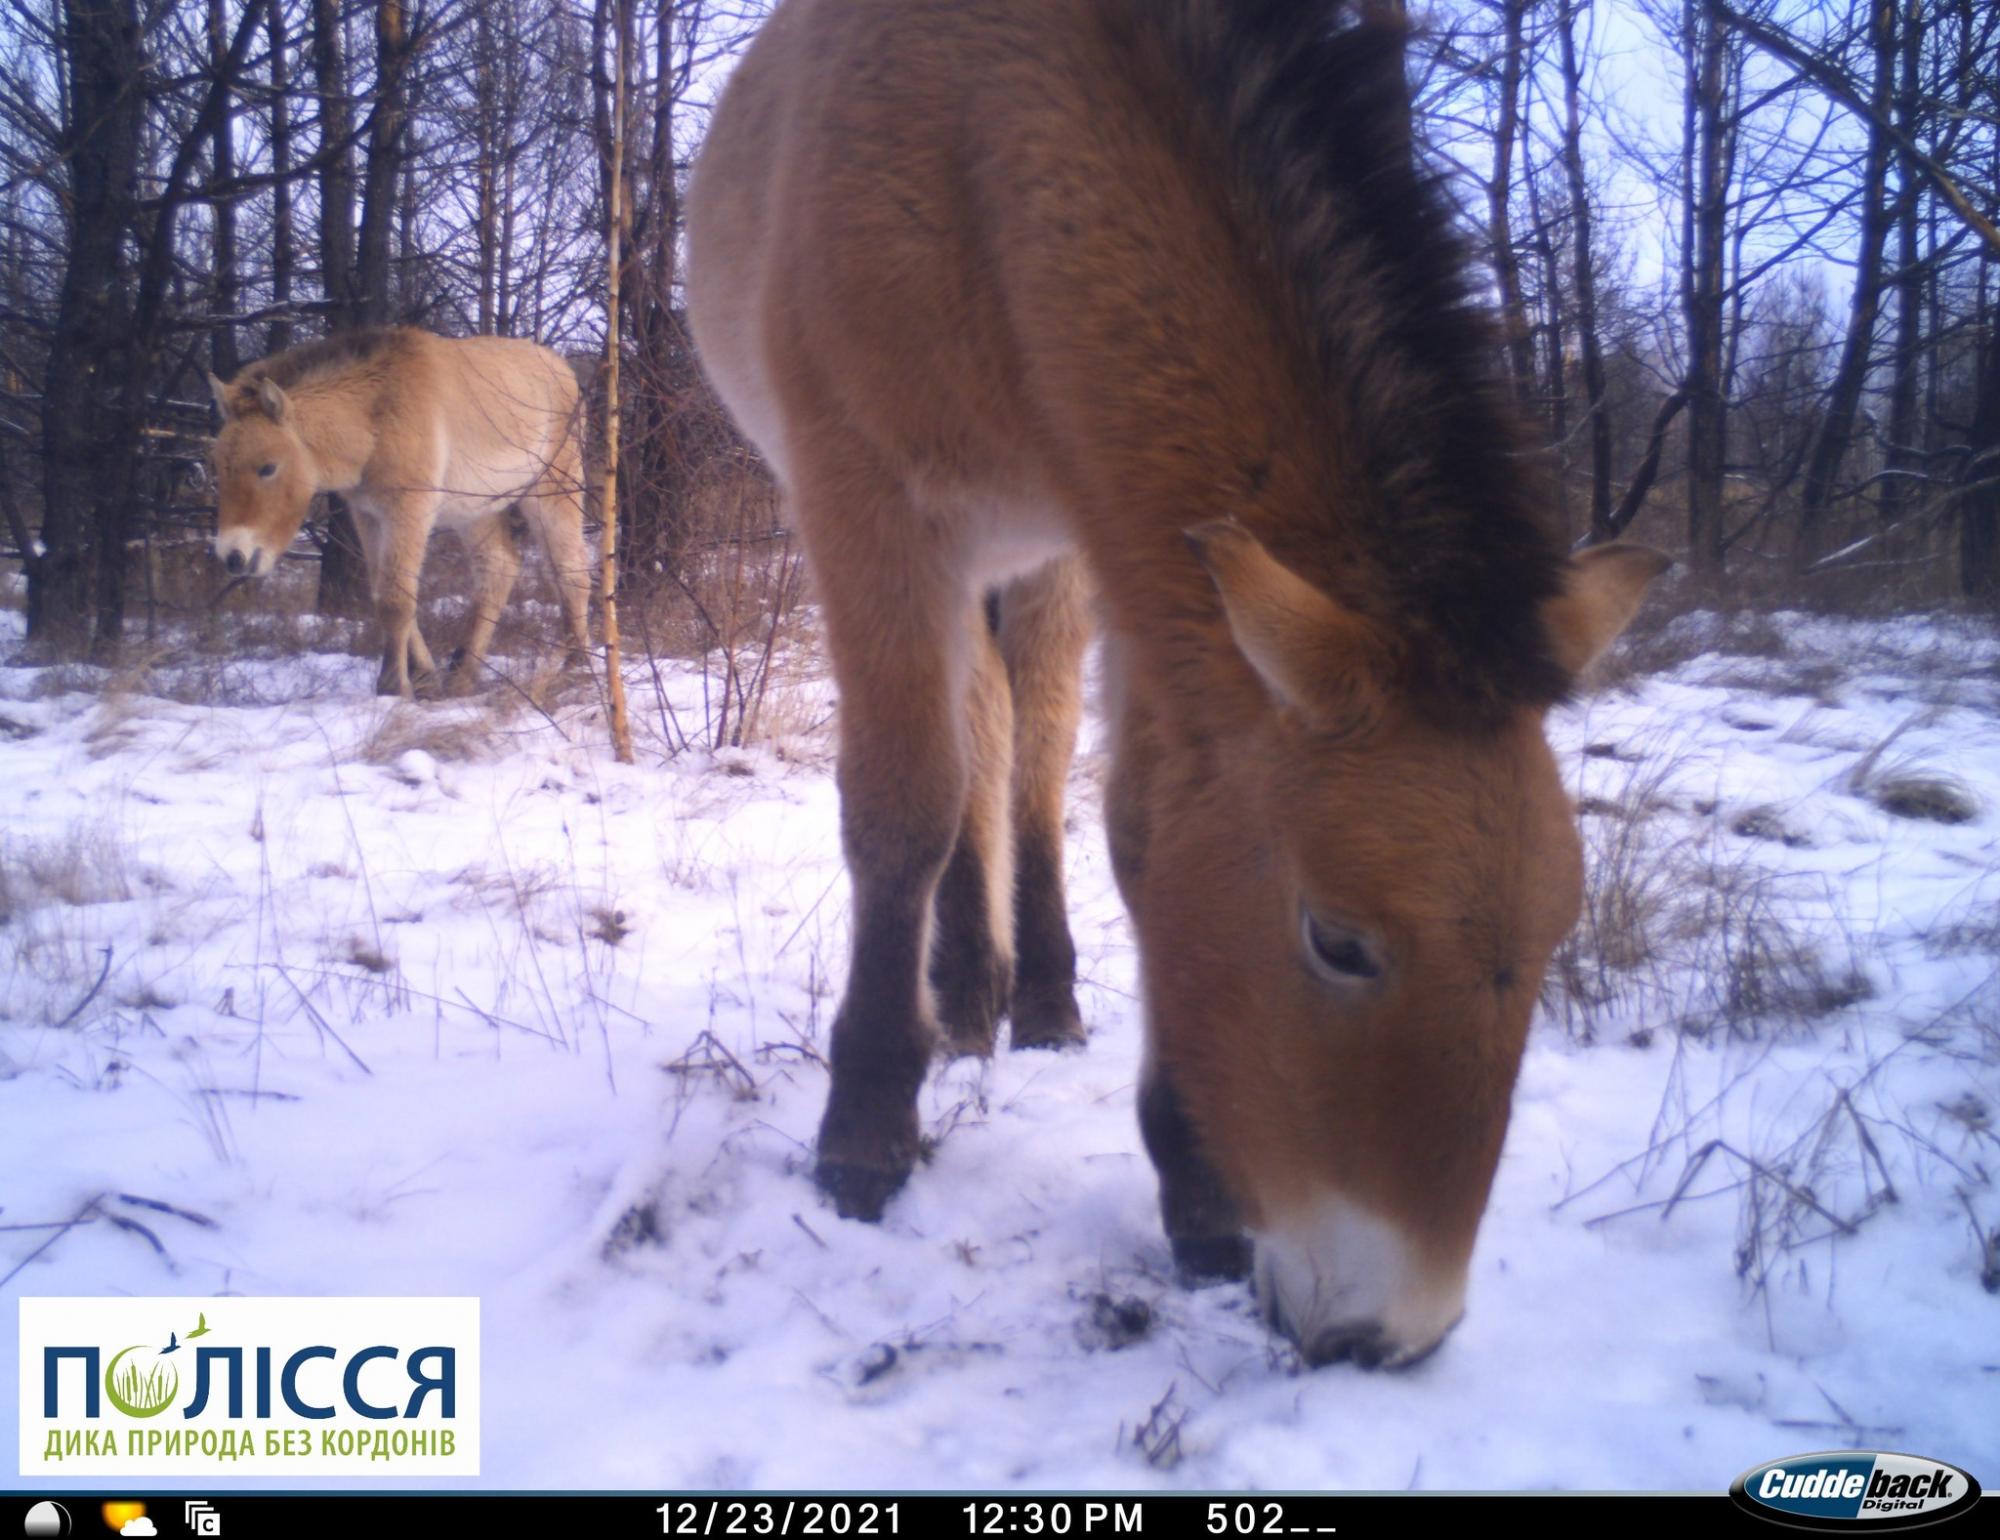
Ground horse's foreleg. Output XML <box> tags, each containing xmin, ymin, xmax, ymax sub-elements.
<box><xmin>366</xmin><ymin>499</ymin><xmax>437</xmax><ymax>698</ymax></box>
<box><xmin>406</xmin><ymin>628</ymin><xmax>439</xmax><ymax>690</ymax></box>
<box><xmin>447</xmin><ymin>510</ymin><xmax>524</xmax><ymax>694</ymax></box>
<box><xmin>808</xmin><ymin>488</ymin><xmax>969</xmax><ymax>1223</ymax></box>
<box><xmin>1105</xmin><ymin>650</ymin><xmax>1241</xmax><ymax>1277</ymax></box>
<box><xmin>929</xmin><ymin>609</ymin><xmax>1014</xmax><ymax>1058</ymax></box>
<box><xmin>1140</xmin><ymin>1062</ymin><xmax>1250</xmax><ymax>1284</ymax></box>
<box><xmin>998</xmin><ymin>556</ymin><xmax>1090</xmax><ymax>1049</ymax></box>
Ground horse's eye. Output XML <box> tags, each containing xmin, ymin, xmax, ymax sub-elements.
<box><xmin>258</xmin><ymin>462</ymin><xmax>277</xmax><ymax>479</ymax></box>
<box><xmin>1301</xmin><ymin>912</ymin><xmax>1383</xmax><ymax>985</ymax></box>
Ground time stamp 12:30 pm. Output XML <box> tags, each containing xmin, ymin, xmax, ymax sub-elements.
<box><xmin>655</xmin><ymin>1500</ymin><xmax>1342</xmax><ymax>1535</ymax></box>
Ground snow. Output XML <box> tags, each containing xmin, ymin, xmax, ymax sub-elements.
<box><xmin>2</xmin><ymin>601</ymin><xmax>1997</xmax><ymax>1493</ymax></box>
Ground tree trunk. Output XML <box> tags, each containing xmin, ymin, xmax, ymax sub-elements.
<box><xmin>626</xmin><ymin>8</ymin><xmax>693</xmax><ymax>580</ymax></box>
<box><xmin>598</xmin><ymin>0</ymin><xmax>633</xmax><ymax>765</ymax></box>
<box><xmin>32</xmin><ymin>0</ymin><xmax>144</xmax><ymax>657</ymax></box>
<box><xmin>1557</xmin><ymin>0</ymin><xmax>1614</xmax><ymax>540</ymax></box>
<box><xmin>356</xmin><ymin>0</ymin><xmax>410</xmax><ymax>325</ymax></box>
<box><xmin>1488</xmin><ymin>0</ymin><xmax>1536</xmax><ymax>406</ymax></box>
<box><xmin>310</xmin><ymin>0</ymin><xmax>357</xmax><ymax>325</ymax></box>
<box><xmin>1962</xmin><ymin>308</ymin><xmax>2000</xmax><ymax>601</ymax></box>
<box><xmin>312</xmin><ymin>0</ymin><xmax>406</xmax><ymax>612</ymax></box>
<box><xmin>208</xmin><ymin>0</ymin><xmax>239</xmax><ymax>377</ymax></box>
<box><xmin>1880</xmin><ymin>0</ymin><xmax>1924</xmax><ymax>529</ymax></box>
<box><xmin>1796</xmin><ymin>0</ymin><xmax>1897</xmax><ymax>564</ymax></box>
<box><xmin>267</xmin><ymin>0</ymin><xmax>295</xmax><ymax>354</ymax></box>
<box><xmin>475</xmin><ymin>4</ymin><xmax>497</xmax><ymax>333</ymax></box>
<box><xmin>1684</xmin><ymin>0</ymin><xmax>1731</xmax><ymax>575</ymax></box>
<box><xmin>1524</xmin><ymin>129</ymin><xmax>1568</xmax><ymax>471</ymax></box>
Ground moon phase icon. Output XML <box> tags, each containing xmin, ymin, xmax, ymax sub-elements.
<box><xmin>24</xmin><ymin>1502</ymin><xmax>71</xmax><ymax>1537</ymax></box>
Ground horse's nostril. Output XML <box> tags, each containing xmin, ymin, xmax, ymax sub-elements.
<box><xmin>1304</xmin><ymin>1323</ymin><xmax>1389</xmax><ymax>1370</ymax></box>
<box><xmin>224</xmin><ymin>549</ymin><xmax>246</xmax><ymax>575</ymax></box>
<box><xmin>1347</xmin><ymin>1334</ymin><xmax>1389</xmax><ymax>1371</ymax></box>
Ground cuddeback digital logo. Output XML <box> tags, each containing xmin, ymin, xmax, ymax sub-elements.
<box><xmin>18</xmin><ymin>1297</ymin><xmax>479</xmax><ymax>1476</ymax></box>
<box><xmin>1730</xmin><ymin>1451</ymin><xmax>1982</xmax><ymax>1530</ymax></box>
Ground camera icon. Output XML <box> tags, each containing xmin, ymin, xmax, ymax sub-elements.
<box><xmin>183</xmin><ymin>1503</ymin><xmax>220</xmax><ymax>1537</ymax></box>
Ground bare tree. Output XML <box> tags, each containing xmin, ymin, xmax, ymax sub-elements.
<box><xmin>1554</xmin><ymin>0</ymin><xmax>1615</xmax><ymax>539</ymax></box>
<box><xmin>1794</xmin><ymin>0</ymin><xmax>1897</xmax><ymax>564</ymax></box>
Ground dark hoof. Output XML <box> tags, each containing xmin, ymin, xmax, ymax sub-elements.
<box><xmin>815</xmin><ymin>1158</ymin><xmax>912</xmax><ymax>1222</ymax></box>
<box><xmin>1171</xmin><ymin>1233</ymin><xmax>1251</xmax><ymax>1285</ymax></box>
<box><xmin>1011</xmin><ymin>991</ymin><xmax>1087</xmax><ymax>1051</ymax></box>
<box><xmin>933</xmin><ymin>957</ymin><xmax>1010</xmax><ymax>1059</ymax></box>
<box><xmin>940</xmin><ymin>1018</ymin><xmax>999</xmax><ymax>1059</ymax></box>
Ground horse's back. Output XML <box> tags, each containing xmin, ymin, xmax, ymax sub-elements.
<box><xmin>689</xmin><ymin>0</ymin><xmax>1109</xmax><ymax>519</ymax></box>
<box><xmin>424</xmin><ymin>332</ymin><xmax>577</xmax><ymax>450</ymax></box>
<box><xmin>382</xmin><ymin>331</ymin><xmax>579</xmax><ymax>510</ymax></box>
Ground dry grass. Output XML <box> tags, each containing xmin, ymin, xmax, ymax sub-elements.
<box><xmin>1551</xmin><ymin>755</ymin><xmax>1684</xmax><ymax>1027</ymax></box>
<box><xmin>357</xmin><ymin>700</ymin><xmax>507</xmax><ymax>766</ymax></box>
<box><xmin>1583</xmin><ymin>1078</ymin><xmax>1905</xmax><ymax>1347</ymax></box>
<box><xmin>1671</xmin><ymin>858</ymin><xmax>1871</xmax><ymax>1037</ymax></box>
<box><xmin>0</xmin><ymin>822</ymin><xmax>136</xmax><ymax>913</ymax></box>
<box><xmin>1548</xmin><ymin>748</ymin><xmax>1871</xmax><ymax>1045</ymax></box>
<box><xmin>0</xmin><ymin>821</ymin><xmax>149</xmax><ymax>1031</ymax></box>
<box><xmin>1825</xmin><ymin>713</ymin><xmax>1982</xmax><ymax>828</ymax></box>
<box><xmin>1866</xmin><ymin>773</ymin><xmax>1979</xmax><ymax>824</ymax></box>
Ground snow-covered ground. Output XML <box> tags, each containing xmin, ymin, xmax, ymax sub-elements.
<box><xmin>3</xmin><ymin>594</ymin><xmax>1997</xmax><ymax>1492</ymax></box>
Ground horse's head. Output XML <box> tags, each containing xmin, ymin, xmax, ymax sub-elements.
<box><xmin>208</xmin><ymin>373</ymin><xmax>315</xmax><ymax>577</ymax></box>
<box><xmin>1158</xmin><ymin>524</ymin><xmax>1667</xmax><ymax>1368</ymax></box>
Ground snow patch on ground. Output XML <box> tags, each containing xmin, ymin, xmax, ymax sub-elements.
<box><xmin>2</xmin><ymin>605</ymin><xmax>1997</xmax><ymax>1491</ymax></box>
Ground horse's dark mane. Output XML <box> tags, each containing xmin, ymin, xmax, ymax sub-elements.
<box><xmin>1160</xmin><ymin>0</ymin><xmax>1570</xmax><ymax>714</ymax></box>
<box><xmin>243</xmin><ymin>327</ymin><xmax>405</xmax><ymax>392</ymax></box>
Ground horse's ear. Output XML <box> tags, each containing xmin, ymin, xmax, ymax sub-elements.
<box><xmin>207</xmin><ymin>372</ymin><xmax>233</xmax><ymax>420</ymax></box>
<box><xmin>1543</xmin><ymin>543</ymin><xmax>1673</xmax><ymax>675</ymax></box>
<box><xmin>255</xmin><ymin>377</ymin><xmax>289</xmax><ymax>423</ymax></box>
<box><xmin>1186</xmin><ymin>519</ymin><xmax>1384</xmax><ymax>731</ymax></box>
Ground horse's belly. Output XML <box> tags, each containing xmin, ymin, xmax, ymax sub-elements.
<box><xmin>432</xmin><ymin>451</ymin><xmax>545</xmax><ymax>525</ymax></box>
<box><xmin>960</xmin><ymin>496</ymin><xmax>1074</xmax><ymax>593</ymax></box>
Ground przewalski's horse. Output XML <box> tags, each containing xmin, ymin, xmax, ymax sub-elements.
<box><xmin>688</xmin><ymin>0</ymin><xmax>1668</xmax><ymax>1368</ymax></box>
<box><xmin>208</xmin><ymin>327</ymin><xmax>593</xmax><ymax>696</ymax></box>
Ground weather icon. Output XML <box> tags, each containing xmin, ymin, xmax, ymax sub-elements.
<box><xmin>23</xmin><ymin>1501</ymin><xmax>71</xmax><ymax>1538</ymax></box>
<box><xmin>118</xmin><ymin>1523</ymin><xmax>155</xmax><ymax>1539</ymax></box>
<box><xmin>97</xmin><ymin>1506</ymin><xmax>144</xmax><ymax>1536</ymax></box>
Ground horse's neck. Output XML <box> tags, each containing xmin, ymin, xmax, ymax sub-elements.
<box><xmin>295</xmin><ymin>381</ymin><xmax>378</xmax><ymax>496</ymax></box>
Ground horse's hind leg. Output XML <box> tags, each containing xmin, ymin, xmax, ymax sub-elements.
<box><xmin>803</xmin><ymin>470</ymin><xmax>970</xmax><ymax>1221</ymax></box>
<box><xmin>929</xmin><ymin>608</ymin><xmax>1014</xmax><ymax>1058</ymax></box>
<box><xmin>446</xmin><ymin>509</ymin><xmax>524</xmax><ymax>694</ymax></box>
<box><xmin>522</xmin><ymin>460</ymin><xmax>593</xmax><ymax>671</ymax></box>
<box><xmin>999</xmin><ymin>557</ymin><xmax>1090</xmax><ymax>1049</ymax></box>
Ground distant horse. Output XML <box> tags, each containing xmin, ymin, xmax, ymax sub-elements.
<box><xmin>688</xmin><ymin>0</ymin><xmax>1667</xmax><ymax>1367</ymax></box>
<box><xmin>208</xmin><ymin>327</ymin><xmax>593</xmax><ymax>696</ymax></box>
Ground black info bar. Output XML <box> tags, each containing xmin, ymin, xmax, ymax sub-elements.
<box><xmin>7</xmin><ymin>1491</ymin><xmax>1840</xmax><ymax>1539</ymax></box>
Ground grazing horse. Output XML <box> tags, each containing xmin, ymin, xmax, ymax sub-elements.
<box><xmin>687</xmin><ymin>0</ymin><xmax>1668</xmax><ymax>1367</ymax></box>
<box><xmin>207</xmin><ymin>327</ymin><xmax>593</xmax><ymax>696</ymax></box>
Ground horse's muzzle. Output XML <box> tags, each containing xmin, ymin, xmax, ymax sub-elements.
<box><xmin>214</xmin><ymin>532</ymin><xmax>265</xmax><ymax>577</ymax></box>
<box><xmin>1254</xmin><ymin>1196</ymin><xmax>1468</xmax><ymax>1371</ymax></box>
<box><xmin>1302</xmin><ymin>1322</ymin><xmax>1393</xmax><ymax>1370</ymax></box>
